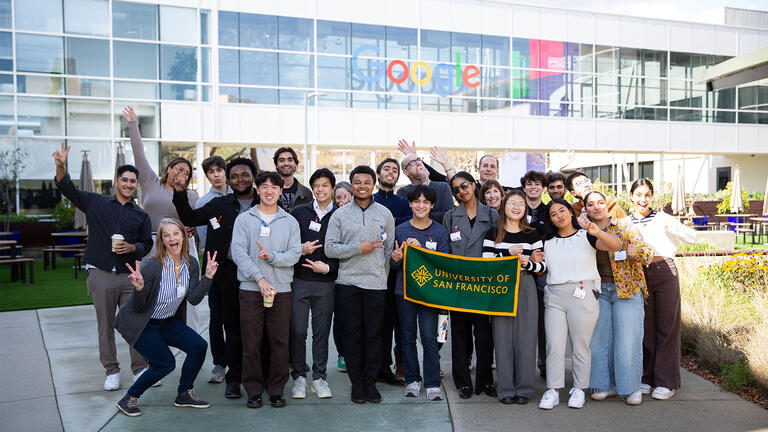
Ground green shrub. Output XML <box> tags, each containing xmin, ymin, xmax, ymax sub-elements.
<box><xmin>720</xmin><ymin>358</ymin><xmax>750</xmax><ymax>392</ymax></box>
<box><xmin>716</xmin><ymin>182</ymin><xmax>750</xmax><ymax>214</ymax></box>
<box><xmin>52</xmin><ymin>198</ymin><xmax>75</xmax><ymax>230</ymax></box>
<box><xmin>678</xmin><ymin>241</ymin><xmax>717</xmax><ymax>252</ymax></box>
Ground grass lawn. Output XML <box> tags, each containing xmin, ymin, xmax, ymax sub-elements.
<box><xmin>0</xmin><ymin>259</ymin><xmax>92</xmax><ymax>312</ymax></box>
<box><xmin>734</xmin><ymin>233</ymin><xmax>768</xmax><ymax>250</ymax></box>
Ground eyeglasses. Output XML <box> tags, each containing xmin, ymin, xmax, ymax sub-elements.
<box><xmin>405</xmin><ymin>157</ymin><xmax>422</xmax><ymax>168</ymax></box>
<box><xmin>507</xmin><ymin>201</ymin><xmax>527</xmax><ymax>209</ymax></box>
<box><xmin>452</xmin><ymin>182</ymin><xmax>471</xmax><ymax>195</ymax></box>
<box><xmin>573</xmin><ymin>178</ymin><xmax>592</xmax><ymax>188</ymax></box>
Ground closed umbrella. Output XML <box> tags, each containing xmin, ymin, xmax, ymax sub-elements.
<box><xmin>113</xmin><ymin>142</ymin><xmax>126</xmax><ymax>194</ymax></box>
<box><xmin>671</xmin><ymin>165</ymin><xmax>686</xmax><ymax>215</ymax></box>
<box><xmin>74</xmin><ymin>151</ymin><xmax>94</xmax><ymax>229</ymax></box>
<box><xmin>762</xmin><ymin>176</ymin><xmax>768</xmax><ymax>216</ymax></box>
<box><xmin>729</xmin><ymin>165</ymin><xmax>743</xmax><ymax>214</ymax></box>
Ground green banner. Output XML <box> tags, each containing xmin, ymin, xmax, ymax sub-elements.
<box><xmin>403</xmin><ymin>244</ymin><xmax>520</xmax><ymax>316</ymax></box>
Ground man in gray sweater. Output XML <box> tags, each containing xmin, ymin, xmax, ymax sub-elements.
<box><xmin>325</xmin><ymin>165</ymin><xmax>395</xmax><ymax>404</ymax></box>
<box><xmin>231</xmin><ymin>171</ymin><xmax>302</xmax><ymax>409</ymax></box>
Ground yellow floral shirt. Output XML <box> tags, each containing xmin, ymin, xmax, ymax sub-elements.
<box><xmin>604</xmin><ymin>218</ymin><xmax>653</xmax><ymax>298</ymax></box>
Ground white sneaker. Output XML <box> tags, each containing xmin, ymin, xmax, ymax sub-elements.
<box><xmin>133</xmin><ymin>367</ymin><xmax>161</xmax><ymax>387</ymax></box>
<box><xmin>104</xmin><ymin>373</ymin><xmax>120</xmax><ymax>391</ymax></box>
<box><xmin>590</xmin><ymin>388</ymin><xmax>617</xmax><ymax>401</ymax></box>
<box><xmin>404</xmin><ymin>381</ymin><xmax>421</xmax><ymax>397</ymax></box>
<box><xmin>291</xmin><ymin>376</ymin><xmax>307</xmax><ymax>399</ymax></box>
<box><xmin>568</xmin><ymin>388</ymin><xmax>585</xmax><ymax>409</ymax></box>
<box><xmin>312</xmin><ymin>378</ymin><xmax>332</xmax><ymax>398</ymax></box>
<box><xmin>626</xmin><ymin>390</ymin><xmax>643</xmax><ymax>405</ymax></box>
<box><xmin>426</xmin><ymin>387</ymin><xmax>443</xmax><ymax>401</ymax></box>
<box><xmin>640</xmin><ymin>383</ymin><xmax>652</xmax><ymax>394</ymax></box>
<box><xmin>651</xmin><ymin>386</ymin><xmax>676</xmax><ymax>400</ymax></box>
<box><xmin>208</xmin><ymin>365</ymin><xmax>226</xmax><ymax>383</ymax></box>
<box><xmin>538</xmin><ymin>388</ymin><xmax>559</xmax><ymax>410</ymax></box>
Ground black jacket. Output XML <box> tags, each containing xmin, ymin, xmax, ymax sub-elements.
<box><xmin>173</xmin><ymin>189</ymin><xmax>259</xmax><ymax>265</ymax></box>
<box><xmin>290</xmin><ymin>202</ymin><xmax>339</xmax><ymax>283</ymax></box>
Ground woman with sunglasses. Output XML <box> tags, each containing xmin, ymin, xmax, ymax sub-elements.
<box><xmin>481</xmin><ymin>190</ymin><xmax>545</xmax><ymax>405</ymax></box>
<box><xmin>538</xmin><ymin>199</ymin><xmax>621</xmax><ymax>410</ymax></box>
<box><xmin>442</xmin><ymin>172</ymin><xmax>499</xmax><ymax>399</ymax></box>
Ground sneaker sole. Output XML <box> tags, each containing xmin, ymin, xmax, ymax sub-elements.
<box><xmin>652</xmin><ymin>392</ymin><xmax>675</xmax><ymax>400</ymax></box>
<box><xmin>590</xmin><ymin>393</ymin><xmax>616</xmax><ymax>401</ymax></box>
<box><xmin>174</xmin><ymin>402</ymin><xmax>210</xmax><ymax>409</ymax></box>
<box><xmin>567</xmin><ymin>403</ymin><xmax>584</xmax><ymax>409</ymax></box>
<box><xmin>626</xmin><ymin>399</ymin><xmax>643</xmax><ymax>406</ymax></box>
<box><xmin>311</xmin><ymin>388</ymin><xmax>333</xmax><ymax>398</ymax></box>
<box><xmin>428</xmin><ymin>396</ymin><xmax>443</xmax><ymax>401</ymax></box>
<box><xmin>291</xmin><ymin>393</ymin><xmax>306</xmax><ymax>399</ymax></box>
<box><xmin>116</xmin><ymin>404</ymin><xmax>141</xmax><ymax>417</ymax></box>
<box><xmin>208</xmin><ymin>377</ymin><xmax>224</xmax><ymax>383</ymax></box>
<box><xmin>538</xmin><ymin>404</ymin><xmax>556</xmax><ymax>410</ymax></box>
<box><xmin>104</xmin><ymin>386</ymin><xmax>120</xmax><ymax>391</ymax></box>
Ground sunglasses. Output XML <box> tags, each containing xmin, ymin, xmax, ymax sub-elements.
<box><xmin>452</xmin><ymin>181</ymin><xmax>471</xmax><ymax>195</ymax></box>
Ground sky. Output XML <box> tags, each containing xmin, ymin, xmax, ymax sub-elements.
<box><xmin>498</xmin><ymin>0</ymin><xmax>768</xmax><ymax>25</ymax></box>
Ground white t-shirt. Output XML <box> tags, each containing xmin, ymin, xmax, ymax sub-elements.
<box><xmin>544</xmin><ymin>229</ymin><xmax>599</xmax><ymax>286</ymax></box>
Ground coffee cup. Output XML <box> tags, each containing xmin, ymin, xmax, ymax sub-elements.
<box><xmin>263</xmin><ymin>290</ymin><xmax>275</xmax><ymax>308</ymax></box>
<box><xmin>111</xmin><ymin>234</ymin><xmax>124</xmax><ymax>252</ymax></box>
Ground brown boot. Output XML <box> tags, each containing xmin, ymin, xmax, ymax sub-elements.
<box><xmin>394</xmin><ymin>363</ymin><xmax>405</xmax><ymax>381</ymax></box>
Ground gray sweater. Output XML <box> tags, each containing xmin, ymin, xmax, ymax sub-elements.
<box><xmin>325</xmin><ymin>200</ymin><xmax>395</xmax><ymax>291</ymax></box>
<box><xmin>114</xmin><ymin>257</ymin><xmax>211</xmax><ymax>346</ymax></box>
<box><xmin>231</xmin><ymin>206</ymin><xmax>302</xmax><ymax>293</ymax></box>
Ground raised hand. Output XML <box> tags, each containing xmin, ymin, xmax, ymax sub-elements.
<box><xmin>122</xmin><ymin>106</ymin><xmax>137</xmax><ymax>123</ymax></box>
<box><xmin>52</xmin><ymin>141</ymin><xmax>71</xmax><ymax>168</ymax></box>
<box><xmin>391</xmin><ymin>240</ymin><xmax>406</xmax><ymax>263</ymax></box>
<box><xmin>555</xmin><ymin>149</ymin><xmax>576</xmax><ymax>171</ymax></box>
<box><xmin>125</xmin><ymin>260</ymin><xmax>144</xmax><ymax>290</ymax></box>
<box><xmin>302</xmin><ymin>240</ymin><xmax>323</xmax><ymax>255</ymax></box>
<box><xmin>429</xmin><ymin>146</ymin><xmax>449</xmax><ymax>166</ymax></box>
<box><xmin>360</xmin><ymin>239</ymin><xmax>385</xmax><ymax>254</ymax></box>
<box><xmin>255</xmin><ymin>239</ymin><xmax>271</xmax><ymax>261</ymax></box>
<box><xmin>301</xmin><ymin>259</ymin><xmax>329</xmax><ymax>274</ymax></box>
<box><xmin>397</xmin><ymin>138</ymin><xmax>416</xmax><ymax>156</ymax></box>
<box><xmin>204</xmin><ymin>251</ymin><xmax>219</xmax><ymax>278</ymax></box>
<box><xmin>507</xmin><ymin>244</ymin><xmax>524</xmax><ymax>256</ymax></box>
<box><xmin>172</xmin><ymin>172</ymin><xmax>187</xmax><ymax>192</ymax></box>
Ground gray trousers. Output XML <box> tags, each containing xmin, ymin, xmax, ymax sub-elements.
<box><xmin>88</xmin><ymin>268</ymin><xmax>148</xmax><ymax>376</ymax></box>
<box><xmin>290</xmin><ymin>279</ymin><xmax>335</xmax><ymax>380</ymax></box>
<box><xmin>544</xmin><ymin>280</ymin><xmax>600</xmax><ymax>390</ymax></box>
<box><xmin>493</xmin><ymin>273</ymin><xmax>539</xmax><ymax>399</ymax></box>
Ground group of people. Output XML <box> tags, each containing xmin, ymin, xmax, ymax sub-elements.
<box><xmin>52</xmin><ymin>106</ymin><xmax>698</xmax><ymax>417</ymax></box>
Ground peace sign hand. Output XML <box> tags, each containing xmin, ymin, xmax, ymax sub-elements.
<box><xmin>52</xmin><ymin>141</ymin><xmax>71</xmax><ymax>168</ymax></box>
<box><xmin>391</xmin><ymin>240</ymin><xmax>406</xmax><ymax>263</ymax></box>
<box><xmin>125</xmin><ymin>260</ymin><xmax>144</xmax><ymax>291</ymax></box>
<box><xmin>205</xmin><ymin>251</ymin><xmax>219</xmax><ymax>278</ymax></box>
<box><xmin>255</xmin><ymin>240</ymin><xmax>271</xmax><ymax>261</ymax></box>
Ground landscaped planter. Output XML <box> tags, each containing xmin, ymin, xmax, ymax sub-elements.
<box><xmin>7</xmin><ymin>221</ymin><xmax>56</xmax><ymax>247</ymax></box>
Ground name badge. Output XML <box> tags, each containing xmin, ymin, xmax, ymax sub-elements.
<box><xmin>425</xmin><ymin>241</ymin><xmax>437</xmax><ymax>251</ymax></box>
<box><xmin>260</xmin><ymin>226</ymin><xmax>271</xmax><ymax>237</ymax></box>
<box><xmin>614</xmin><ymin>250</ymin><xmax>627</xmax><ymax>261</ymax></box>
<box><xmin>450</xmin><ymin>231</ymin><xmax>462</xmax><ymax>242</ymax></box>
<box><xmin>309</xmin><ymin>221</ymin><xmax>322</xmax><ymax>232</ymax></box>
<box><xmin>572</xmin><ymin>285</ymin><xmax>586</xmax><ymax>299</ymax></box>
<box><xmin>526</xmin><ymin>215</ymin><xmax>532</xmax><ymax>223</ymax></box>
<box><xmin>381</xmin><ymin>232</ymin><xmax>388</xmax><ymax>241</ymax></box>
<box><xmin>209</xmin><ymin>217</ymin><xmax>220</xmax><ymax>230</ymax></box>
<box><xmin>176</xmin><ymin>284</ymin><xmax>185</xmax><ymax>298</ymax></box>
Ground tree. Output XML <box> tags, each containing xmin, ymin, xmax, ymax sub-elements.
<box><xmin>0</xmin><ymin>145</ymin><xmax>29</xmax><ymax>231</ymax></box>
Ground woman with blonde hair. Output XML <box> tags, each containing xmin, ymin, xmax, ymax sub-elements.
<box><xmin>114</xmin><ymin>218</ymin><xmax>219</xmax><ymax>417</ymax></box>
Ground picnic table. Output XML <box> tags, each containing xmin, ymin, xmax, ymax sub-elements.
<box><xmin>748</xmin><ymin>216</ymin><xmax>768</xmax><ymax>243</ymax></box>
<box><xmin>46</xmin><ymin>232</ymin><xmax>88</xmax><ymax>271</ymax></box>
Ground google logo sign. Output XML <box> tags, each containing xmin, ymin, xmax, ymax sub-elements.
<box><xmin>352</xmin><ymin>44</ymin><xmax>481</xmax><ymax>97</ymax></box>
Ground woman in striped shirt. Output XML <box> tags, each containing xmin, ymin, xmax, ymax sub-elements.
<box><xmin>482</xmin><ymin>190</ymin><xmax>546</xmax><ymax>405</ymax></box>
<box><xmin>114</xmin><ymin>218</ymin><xmax>219</xmax><ymax>417</ymax></box>
<box><xmin>627</xmin><ymin>179</ymin><xmax>697</xmax><ymax>401</ymax></box>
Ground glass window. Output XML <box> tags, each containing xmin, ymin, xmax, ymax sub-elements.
<box><xmin>670</xmin><ymin>80</ymin><xmax>704</xmax><ymax>108</ymax></box>
<box><xmin>200</xmin><ymin>10</ymin><xmax>210</xmax><ymax>44</ymax></box>
<box><xmin>537</xmin><ymin>40</ymin><xmax>568</xmax><ymax>71</ymax></box>
<box><xmin>66</xmin><ymin>99</ymin><xmax>110</xmax><ymax>136</ymax></box>
<box><xmin>619</xmin><ymin>75</ymin><xmax>642</xmax><ymax>107</ymax></box>
<box><xmin>64</xmin><ymin>0</ymin><xmax>109</xmax><ymax>35</ymax></box>
<box><xmin>240</xmin><ymin>51</ymin><xmax>277</xmax><ymax>86</ymax></box>
<box><xmin>758</xmin><ymin>82</ymin><xmax>768</xmax><ymax>111</ymax></box>
<box><xmin>218</xmin><ymin>11</ymin><xmax>238</xmax><ymax>46</ymax></box>
<box><xmin>352</xmin><ymin>23</ymin><xmax>385</xmax><ymax>56</ymax></box>
<box><xmin>201</xmin><ymin>85</ymin><xmax>210</xmax><ymax>102</ymax></box>
<box><xmin>511</xmin><ymin>68</ymin><xmax>538</xmax><ymax>99</ymax></box>
<box><xmin>279</xmin><ymin>16</ymin><xmax>313</xmax><ymax>52</ymax></box>
<box><xmin>567</xmin><ymin>43</ymin><xmax>593</xmax><ymax>73</ymax></box>
<box><xmin>219</xmin><ymin>49</ymin><xmax>239</xmax><ymax>84</ymax></box>
<box><xmin>644</xmin><ymin>78</ymin><xmax>667</xmax><ymax>106</ymax></box>
<box><xmin>480</xmin><ymin>67</ymin><xmax>509</xmax><ymax>99</ymax></box>
<box><xmin>66</xmin><ymin>78</ymin><xmax>110</xmax><ymax>97</ymax></box>
<box><xmin>352</xmin><ymin>92</ymin><xmax>387</xmax><ymax>110</ymax></box>
<box><xmin>113</xmin><ymin>1</ymin><xmax>158</xmax><ymax>41</ymax></box>
<box><xmin>317</xmin><ymin>92</ymin><xmax>350</xmax><ymax>108</ymax></box>
<box><xmin>18</xmin><ymin>75</ymin><xmax>63</xmax><ymax>95</ymax></box>
<box><xmin>618</xmin><ymin>48</ymin><xmax>642</xmax><ymax>75</ymax></box>
<box><xmin>670</xmin><ymin>108</ymin><xmax>703</xmax><ymax>122</ymax></box>
<box><xmin>738</xmin><ymin>86</ymin><xmax>757</xmax><ymax>110</ymax></box>
<box><xmin>115</xmin><ymin>81</ymin><xmax>158</xmax><ymax>99</ymax></box>
<box><xmin>0</xmin><ymin>73</ymin><xmax>12</xmax><ymax>93</ymax></box>
<box><xmin>711</xmin><ymin>110</ymin><xmax>735</xmax><ymax>123</ymax></box>
<box><xmin>279</xmin><ymin>53</ymin><xmax>312</xmax><ymax>88</ymax></box>
<box><xmin>219</xmin><ymin>86</ymin><xmax>240</xmax><ymax>103</ymax></box>
<box><xmin>707</xmin><ymin>87</ymin><xmax>735</xmax><ymax>110</ymax></box>
<box><xmin>65</xmin><ymin>38</ymin><xmax>110</xmax><ymax>76</ymax></box>
<box><xmin>160</xmin><ymin>6</ymin><xmax>197</xmax><ymax>44</ymax></box>
<box><xmin>16</xmin><ymin>0</ymin><xmax>63</xmax><ymax>32</ymax></box>
<box><xmin>318</xmin><ymin>20</ymin><xmax>350</xmax><ymax>54</ymax></box>
<box><xmin>0</xmin><ymin>0</ymin><xmax>10</xmax><ymax>29</ymax></box>
<box><xmin>452</xmin><ymin>32</ymin><xmax>481</xmax><ymax>65</ymax></box>
<box><xmin>595</xmin><ymin>45</ymin><xmax>618</xmax><ymax>74</ymax></box>
<box><xmin>115</xmin><ymin>102</ymin><xmax>159</xmax><ymax>138</ymax></box>
<box><xmin>351</xmin><ymin>56</ymin><xmax>386</xmax><ymax>92</ymax></box>
<box><xmin>0</xmin><ymin>95</ymin><xmax>11</xmax><ymax>134</ymax></box>
<box><xmin>643</xmin><ymin>50</ymin><xmax>667</xmax><ymax>78</ymax></box>
<box><xmin>160</xmin><ymin>45</ymin><xmax>197</xmax><ymax>82</ymax></box>
<box><xmin>240</xmin><ymin>13</ymin><xmax>276</xmax><ymax>49</ymax></box>
<box><xmin>279</xmin><ymin>89</ymin><xmax>305</xmax><ymax>106</ymax></box>
<box><xmin>201</xmin><ymin>47</ymin><xmax>210</xmax><ymax>82</ymax></box>
<box><xmin>240</xmin><ymin>87</ymin><xmax>277</xmax><ymax>104</ymax></box>
<box><xmin>512</xmin><ymin>38</ymin><xmax>534</xmax><ymax>69</ymax></box>
<box><xmin>386</xmin><ymin>26</ymin><xmax>417</xmax><ymax>59</ymax></box>
<box><xmin>0</xmin><ymin>31</ymin><xmax>11</xmax><ymax>71</ymax></box>
<box><xmin>113</xmin><ymin>41</ymin><xmax>158</xmax><ymax>79</ymax></box>
<box><xmin>16</xmin><ymin>34</ymin><xmax>64</xmax><ymax>74</ymax></box>
<box><xmin>421</xmin><ymin>30</ymin><xmax>450</xmax><ymax>62</ymax></box>
<box><xmin>317</xmin><ymin>55</ymin><xmax>350</xmax><ymax>90</ymax></box>
<box><xmin>482</xmin><ymin>35</ymin><xmax>510</xmax><ymax>66</ymax></box>
<box><xmin>161</xmin><ymin>83</ymin><xmax>196</xmax><ymax>100</ymax></box>
<box><xmin>17</xmin><ymin>97</ymin><xmax>65</xmax><ymax>136</ymax></box>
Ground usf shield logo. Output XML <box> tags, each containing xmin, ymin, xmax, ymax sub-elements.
<box><xmin>411</xmin><ymin>265</ymin><xmax>433</xmax><ymax>287</ymax></box>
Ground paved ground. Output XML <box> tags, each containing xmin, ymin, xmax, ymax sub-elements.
<box><xmin>2</xmin><ymin>303</ymin><xmax>767</xmax><ymax>432</ymax></box>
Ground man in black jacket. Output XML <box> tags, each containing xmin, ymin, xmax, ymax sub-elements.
<box><xmin>288</xmin><ymin>168</ymin><xmax>340</xmax><ymax>400</ymax></box>
<box><xmin>173</xmin><ymin>157</ymin><xmax>259</xmax><ymax>400</ymax></box>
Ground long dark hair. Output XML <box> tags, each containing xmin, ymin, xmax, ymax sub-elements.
<box><xmin>160</xmin><ymin>157</ymin><xmax>193</xmax><ymax>186</ymax></box>
<box><xmin>544</xmin><ymin>198</ymin><xmax>581</xmax><ymax>239</ymax></box>
<box><xmin>630</xmin><ymin>178</ymin><xmax>654</xmax><ymax>195</ymax></box>
<box><xmin>496</xmin><ymin>190</ymin><xmax>533</xmax><ymax>242</ymax></box>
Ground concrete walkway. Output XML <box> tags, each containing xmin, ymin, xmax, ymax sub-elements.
<box><xmin>2</xmin><ymin>304</ymin><xmax>767</xmax><ymax>432</ymax></box>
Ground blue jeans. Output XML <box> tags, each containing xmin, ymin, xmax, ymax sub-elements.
<box><xmin>589</xmin><ymin>282</ymin><xmax>644</xmax><ymax>396</ymax></box>
<box><xmin>396</xmin><ymin>295</ymin><xmax>440</xmax><ymax>389</ymax></box>
<box><xmin>128</xmin><ymin>318</ymin><xmax>208</xmax><ymax>398</ymax></box>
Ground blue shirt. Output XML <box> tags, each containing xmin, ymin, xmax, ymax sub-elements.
<box><xmin>373</xmin><ymin>189</ymin><xmax>412</xmax><ymax>225</ymax></box>
<box><xmin>195</xmin><ymin>186</ymin><xmax>231</xmax><ymax>250</ymax></box>
<box><xmin>392</xmin><ymin>220</ymin><xmax>451</xmax><ymax>296</ymax></box>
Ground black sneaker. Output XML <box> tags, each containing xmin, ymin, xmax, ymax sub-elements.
<box><xmin>225</xmin><ymin>383</ymin><xmax>241</xmax><ymax>399</ymax></box>
<box><xmin>174</xmin><ymin>389</ymin><xmax>210</xmax><ymax>408</ymax></box>
<box><xmin>365</xmin><ymin>383</ymin><xmax>382</xmax><ymax>403</ymax></box>
<box><xmin>351</xmin><ymin>384</ymin><xmax>367</xmax><ymax>404</ymax></box>
<box><xmin>247</xmin><ymin>394</ymin><xmax>263</xmax><ymax>408</ymax></box>
<box><xmin>116</xmin><ymin>394</ymin><xmax>141</xmax><ymax>417</ymax></box>
<box><xmin>269</xmin><ymin>395</ymin><xmax>287</xmax><ymax>408</ymax></box>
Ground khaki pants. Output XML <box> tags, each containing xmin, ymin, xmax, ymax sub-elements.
<box><xmin>88</xmin><ymin>268</ymin><xmax>148</xmax><ymax>375</ymax></box>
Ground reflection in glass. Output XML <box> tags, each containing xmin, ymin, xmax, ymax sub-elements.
<box><xmin>351</xmin><ymin>56</ymin><xmax>386</xmax><ymax>92</ymax></box>
<box><xmin>17</xmin><ymin>97</ymin><xmax>65</xmax><ymax>136</ymax></box>
<box><xmin>451</xmin><ymin>98</ymin><xmax>478</xmax><ymax>113</ymax></box>
<box><xmin>65</xmin><ymin>37</ymin><xmax>109</xmax><ymax>76</ymax></box>
<box><xmin>0</xmin><ymin>0</ymin><xmax>9</xmax><ymax>29</ymax></box>
<box><xmin>317</xmin><ymin>55</ymin><xmax>350</xmax><ymax>90</ymax></box>
<box><xmin>317</xmin><ymin>92</ymin><xmax>350</xmax><ymax>108</ymax></box>
<box><xmin>386</xmin><ymin>26</ymin><xmax>417</xmax><ymax>59</ymax></box>
<box><xmin>481</xmin><ymin>98</ymin><xmax>510</xmax><ymax>112</ymax></box>
<box><xmin>0</xmin><ymin>32</ymin><xmax>12</xmax><ymax>71</ymax></box>
<box><xmin>200</xmin><ymin>10</ymin><xmax>210</xmax><ymax>44</ymax></box>
<box><xmin>386</xmin><ymin>94</ymin><xmax>418</xmax><ymax>110</ymax></box>
<box><xmin>16</xmin><ymin>0</ymin><xmax>63</xmax><ymax>32</ymax></box>
<box><xmin>240</xmin><ymin>13</ymin><xmax>277</xmax><ymax>49</ymax></box>
<box><xmin>66</xmin><ymin>100</ymin><xmax>110</xmax><ymax>136</ymax></box>
<box><xmin>201</xmin><ymin>47</ymin><xmax>210</xmax><ymax>82</ymax></box>
<box><xmin>66</xmin><ymin>78</ymin><xmax>110</xmax><ymax>97</ymax></box>
<box><xmin>567</xmin><ymin>43</ymin><xmax>593</xmax><ymax>73</ymax></box>
<box><xmin>420</xmin><ymin>30</ymin><xmax>450</xmax><ymax>62</ymax></box>
<box><xmin>452</xmin><ymin>32</ymin><xmax>481</xmax><ymax>65</ymax></box>
<box><xmin>218</xmin><ymin>11</ymin><xmax>238</xmax><ymax>46</ymax></box>
<box><xmin>65</xmin><ymin>0</ymin><xmax>109</xmax><ymax>35</ymax></box>
<box><xmin>670</xmin><ymin>80</ymin><xmax>705</xmax><ymax>108</ymax></box>
<box><xmin>482</xmin><ymin>35</ymin><xmax>510</xmax><ymax>66</ymax></box>
<box><xmin>161</xmin><ymin>83</ymin><xmax>196</xmax><ymax>101</ymax></box>
<box><xmin>707</xmin><ymin>87</ymin><xmax>735</xmax><ymax>110</ymax></box>
<box><xmin>113</xmin><ymin>1</ymin><xmax>158</xmax><ymax>40</ymax></box>
<box><xmin>279</xmin><ymin>16</ymin><xmax>313</xmax><ymax>52</ymax></box>
<box><xmin>160</xmin><ymin>5</ymin><xmax>197</xmax><ymax>44</ymax></box>
<box><xmin>595</xmin><ymin>45</ymin><xmax>618</xmax><ymax>74</ymax></box>
<box><xmin>618</xmin><ymin>48</ymin><xmax>642</xmax><ymax>75</ymax></box>
<box><xmin>114</xmin><ymin>41</ymin><xmax>158</xmax><ymax>79</ymax></box>
<box><xmin>240</xmin><ymin>51</ymin><xmax>277</xmax><ymax>86</ymax></box>
<box><xmin>114</xmin><ymin>81</ymin><xmax>158</xmax><ymax>99</ymax></box>
<box><xmin>219</xmin><ymin>86</ymin><xmax>240</xmax><ymax>103</ymax></box>
<box><xmin>18</xmin><ymin>75</ymin><xmax>63</xmax><ymax>95</ymax></box>
<box><xmin>643</xmin><ymin>50</ymin><xmax>667</xmax><ymax>77</ymax></box>
<box><xmin>240</xmin><ymin>87</ymin><xmax>278</xmax><ymax>104</ymax></box>
<box><xmin>278</xmin><ymin>53</ymin><xmax>312</xmax><ymax>88</ymax></box>
<box><xmin>219</xmin><ymin>49</ymin><xmax>239</xmax><ymax>84</ymax></box>
<box><xmin>421</xmin><ymin>95</ymin><xmax>451</xmax><ymax>112</ymax></box>
<box><xmin>115</xmin><ymin>102</ymin><xmax>159</xmax><ymax>138</ymax></box>
<box><xmin>352</xmin><ymin>23</ymin><xmax>385</xmax><ymax>56</ymax></box>
<box><xmin>0</xmin><ymin>95</ymin><xmax>11</xmax><ymax>134</ymax></box>
<box><xmin>16</xmin><ymin>34</ymin><xmax>64</xmax><ymax>74</ymax></box>
<box><xmin>511</xmin><ymin>68</ymin><xmax>538</xmax><ymax>99</ymax></box>
<box><xmin>279</xmin><ymin>89</ymin><xmax>306</xmax><ymax>106</ymax></box>
<box><xmin>317</xmin><ymin>20</ymin><xmax>350</xmax><ymax>55</ymax></box>
<box><xmin>643</xmin><ymin>78</ymin><xmax>667</xmax><ymax>106</ymax></box>
<box><xmin>480</xmin><ymin>67</ymin><xmax>509</xmax><ymax>99</ymax></box>
<box><xmin>0</xmin><ymin>73</ymin><xmax>11</xmax><ymax>93</ymax></box>
<box><xmin>352</xmin><ymin>92</ymin><xmax>387</xmax><ymax>110</ymax></box>
<box><xmin>201</xmin><ymin>85</ymin><xmax>210</xmax><ymax>102</ymax></box>
<box><xmin>670</xmin><ymin>108</ymin><xmax>703</xmax><ymax>122</ymax></box>
<box><xmin>160</xmin><ymin>45</ymin><xmax>197</xmax><ymax>82</ymax></box>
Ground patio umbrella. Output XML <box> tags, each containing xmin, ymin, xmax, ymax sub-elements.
<box><xmin>671</xmin><ymin>165</ymin><xmax>686</xmax><ymax>215</ymax></box>
<box><xmin>729</xmin><ymin>165</ymin><xmax>744</xmax><ymax>214</ymax></box>
<box><xmin>113</xmin><ymin>142</ymin><xmax>126</xmax><ymax>194</ymax></box>
<box><xmin>74</xmin><ymin>151</ymin><xmax>94</xmax><ymax>229</ymax></box>
<box><xmin>763</xmin><ymin>175</ymin><xmax>768</xmax><ymax>216</ymax></box>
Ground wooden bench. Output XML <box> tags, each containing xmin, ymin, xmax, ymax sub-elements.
<box><xmin>735</xmin><ymin>227</ymin><xmax>756</xmax><ymax>245</ymax></box>
<box><xmin>44</xmin><ymin>245</ymin><xmax>86</xmax><ymax>270</ymax></box>
<box><xmin>0</xmin><ymin>258</ymin><xmax>34</xmax><ymax>284</ymax></box>
<box><xmin>74</xmin><ymin>253</ymin><xmax>84</xmax><ymax>279</ymax></box>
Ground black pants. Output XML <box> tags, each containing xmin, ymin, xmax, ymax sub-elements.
<box><xmin>380</xmin><ymin>269</ymin><xmax>402</xmax><ymax>373</ymax></box>
<box><xmin>340</xmin><ymin>284</ymin><xmax>385</xmax><ymax>387</ymax></box>
<box><xmin>534</xmin><ymin>274</ymin><xmax>547</xmax><ymax>372</ymax></box>
<box><xmin>450</xmin><ymin>310</ymin><xmax>493</xmax><ymax>391</ymax></box>
<box><xmin>219</xmin><ymin>260</ymin><xmax>242</xmax><ymax>384</ymax></box>
<box><xmin>208</xmin><ymin>278</ymin><xmax>226</xmax><ymax>367</ymax></box>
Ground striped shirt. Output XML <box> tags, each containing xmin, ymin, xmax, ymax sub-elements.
<box><xmin>626</xmin><ymin>210</ymin><xmax>697</xmax><ymax>259</ymax></box>
<box><xmin>151</xmin><ymin>257</ymin><xmax>190</xmax><ymax>319</ymax></box>
<box><xmin>482</xmin><ymin>228</ymin><xmax>547</xmax><ymax>273</ymax></box>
